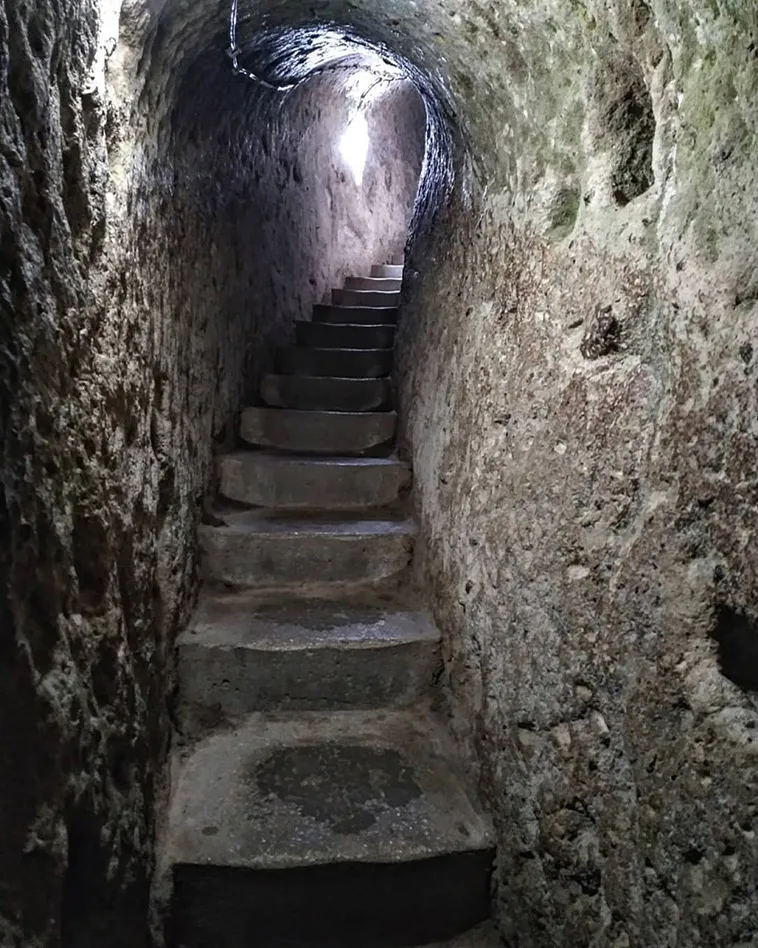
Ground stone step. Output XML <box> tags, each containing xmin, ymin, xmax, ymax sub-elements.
<box><xmin>166</xmin><ymin>708</ymin><xmax>495</xmax><ymax>948</ymax></box>
<box><xmin>344</xmin><ymin>276</ymin><xmax>402</xmax><ymax>292</ymax></box>
<box><xmin>262</xmin><ymin>374</ymin><xmax>391</xmax><ymax>412</ymax></box>
<box><xmin>313</xmin><ymin>303</ymin><xmax>398</xmax><ymax>325</ymax></box>
<box><xmin>372</xmin><ymin>263</ymin><xmax>404</xmax><ymax>279</ymax></box>
<box><xmin>296</xmin><ymin>321</ymin><xmax>396</xmax><ymax>350</ymax></box>
<box><xmin>239</xmin><ymin>407</ymin><xmax>396</xmax><ymax>454</ymax></box>
<box><xmin>332</xmin><ymin>288</ymin><xmax>401</xmax><ymax>308</ymax></box>
<box><xmin>176</xmin><ymin>593</ymin><xmax>441</xmax><ymax>730</ymax></box>
<box><xmin>218</xmin><ymin>452</ymin><xmax>409</xmax><ymax>509</ymax></box>
<box><xmin>199</xmin><ymin>510</ymin><xmax>415</xmax><ymax>587</ymax></box>
<box><xmin>276</xmin><ymin>346</ymin><xmax>393</xmax><ymax>379</ymax></box>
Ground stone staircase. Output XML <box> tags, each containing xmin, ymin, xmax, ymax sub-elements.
<box><xmin>160</xmin><ymin>260</ymin><xmax>499</xmax><ymax>948</ymax></box>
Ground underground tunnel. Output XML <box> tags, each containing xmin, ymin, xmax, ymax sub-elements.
<box><xmin>2</xmin><ymin>0</ymin><xmax>758</xmax><ymax>946</ymax></box>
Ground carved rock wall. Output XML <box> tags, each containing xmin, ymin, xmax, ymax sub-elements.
<box><xmin>397</xmin><ymin>3</ymin><xmax>758</xmax><ymax>946</ymax></box>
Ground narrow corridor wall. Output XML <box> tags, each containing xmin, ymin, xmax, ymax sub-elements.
<box><xmin>396</xmin><ymin>3</ymin><xmax>758</xmax><ymax>946</ymax></box>
<box><xmin>0</xmin><ymin>0</ymin><xmax>183</xmax><ymax>944</ymax></box>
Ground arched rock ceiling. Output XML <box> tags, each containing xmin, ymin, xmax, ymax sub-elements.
<box><xmin>111</xmin><ymin>0</ymin><xmax>756</xmax><ymax>202</ymax></box>
<box><xmin>108</xmin><ymin>0</ymin><xmax>758</xmax><ymax>220</ymax></box>
<box><xmin>111</xmin><ymin>0</ymin><xmax>538</xmax><ymax>188</ymax></box>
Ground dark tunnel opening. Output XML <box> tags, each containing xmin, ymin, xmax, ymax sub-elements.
<box><xmin>48</xmin><ymin>9</ymin><xmax>462</xmax><ymax>942</ymax></box>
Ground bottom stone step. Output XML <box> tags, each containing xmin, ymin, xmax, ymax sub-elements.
<box><xmin>166</xmin><ymin>709</ymin><xmax>494</xmax><ymax>948</ymax></box>
<box><xmin>171</xmin><ymin>858</ymin><xmax>493</xmax><ymax>948</ymax></box>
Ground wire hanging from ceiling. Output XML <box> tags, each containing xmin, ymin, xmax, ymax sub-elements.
<box><xmin>226</xmin><ymin>0</ymin><xmax>406</xmax><ymax>95</ymax></box>
<box><xmin>227</xmin><ymin>0</ymin><xmax>298</xmax><ymax>90</ymax></box>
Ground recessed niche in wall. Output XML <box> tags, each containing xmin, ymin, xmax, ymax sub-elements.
<box><xmin>709</xmin><ymin>605</ymin><xmax>758</xmax><ymax>692</ymax></box>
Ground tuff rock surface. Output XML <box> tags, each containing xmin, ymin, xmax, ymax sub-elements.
<box><xmin>2</xmin><ymin>0</ymin><xmax>757</xmax><ymax>945</ymax></box>
<box><xmin>397</xmin><ymin>3</ymin><xmax>758</xmax><ymax>946</ymax></box>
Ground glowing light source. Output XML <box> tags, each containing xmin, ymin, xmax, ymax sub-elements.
<box><xmin>339</xmin><ymin>112</ymin><xmax>369</xmax><ymax>186</ymax></box>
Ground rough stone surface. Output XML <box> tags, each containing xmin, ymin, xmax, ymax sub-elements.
<box><xmin>176</xmin><ymin>593</ymin><xmax>441</xmax><ymax>728</ymax></box>
<box><xmin>313</xmin><ymin>303</ymin><xmax>399</xmax><ymax>324</ymax></box>
<box><xmin>0</xmin><ymin>1</ymin><xmax>188</xmax><ymax>944</ymax></box>
<box><xmin>167</xmin><ymin>707</ymin><xmax>493</xmax><ymax>864</ymax></box>
<box><xmin>395</xmin><ymin>4</ymin><xmax>758</xmax><ymax>947</ymax></box>
<box><xmin>296</xmin><ymin>320</ymin><xmax>397</xmax><ymax>349</ymax></box>
<box><xmin>275</xmin><ymin>345</ymin><xmax>394</xmax><ymax>378</ymax></box>
<box><xmin>199</xmin><ymin>509</ymin><xmax>416</xmax><ymax>587</ymax></box>
<box><xmin>218</xmin><ymin>452</ymin><xmax>409</xmax><ymax>509</ymax></box>
<box><xmin>345</xmin><ymin>276</ymin><xmax>403</xmax><ymax>291</ymax></box>
<box><xmin>373</xmin><ymin>265</ymin><xmax>405</xmax><ymax>279</ymax></box>
<box><xmin>163</xmin><ymin>710</ymin><xmax>494</xmax><ymax>946</ymax></box>
<box><xmin>262</xmin><ymin>373</ymin><xmax>392</xmax><ymax>412</ymax></box>
<box><xmin>5</xmin><ymin>0</ymin><xmax>758</xmax><ymax>944</ymax></box>
<box><xmin>333</xmin><ymin>288</ymin><xmax>402</xmax><ymax>308</ymax></box>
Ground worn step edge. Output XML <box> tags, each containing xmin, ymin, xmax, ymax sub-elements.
<box><xmin>332</xmin><ymin>289</ymin><xmax>401</xmax><ymax>307</ymax></box>
<box><xmin>176</xmin><ymin>597</ymin><xmax>442</xmax><ymax>722</ymax></box>
<box><xmin>275</xmin><ymin>347</ymin><xmax>394</xmax><ymax>379</ymax></box>
<box><xmin>199</xmin><ymin>512</ymin><xmax>415</xmax><ymax>586</ymax></box>
<box><xmin>218</xmin><ymin>451</ymin><xmax>411</xmax><ymax>509</ymax></box>
<box><xmin>203</xmin><ymin>507</ymin><xmax>416</xmax><ymax>533</ymax></box>
<box><xmin>344</xmin><ymin>276</ymin><xmax>403</xmax><ymax>291</ymax></box>
<box><xmin>261</xmin><ymin>374</ymin><xmax>392</xmax><ymax>412</ymax></box>
<box><xmin>295</xmin><ymin>322</ymin><xmax>397</xmax><ymax>349</ymax></box>
<box><xmin>371</xmin><ymin>264</ymin><xmax>404</xmax><ymax>278</ymax></box>
<box><xmin>313</xmin><ymin>304</ymin><xmax>398</xmax><ymax>324</ymax></box>
<box><xmin>181</xmin><ymin>593</ymin><xmax>440</xmax><ymax>650</ymax></box>
<box><xmin>171</xmin><ymin>856</ymin><xmax>493</xmax><ymax>948</ymax></box>
<box><xmin>239</xmin><ymin>407</ymin><xmax>397</xmax><ymax>453</ymax></box>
